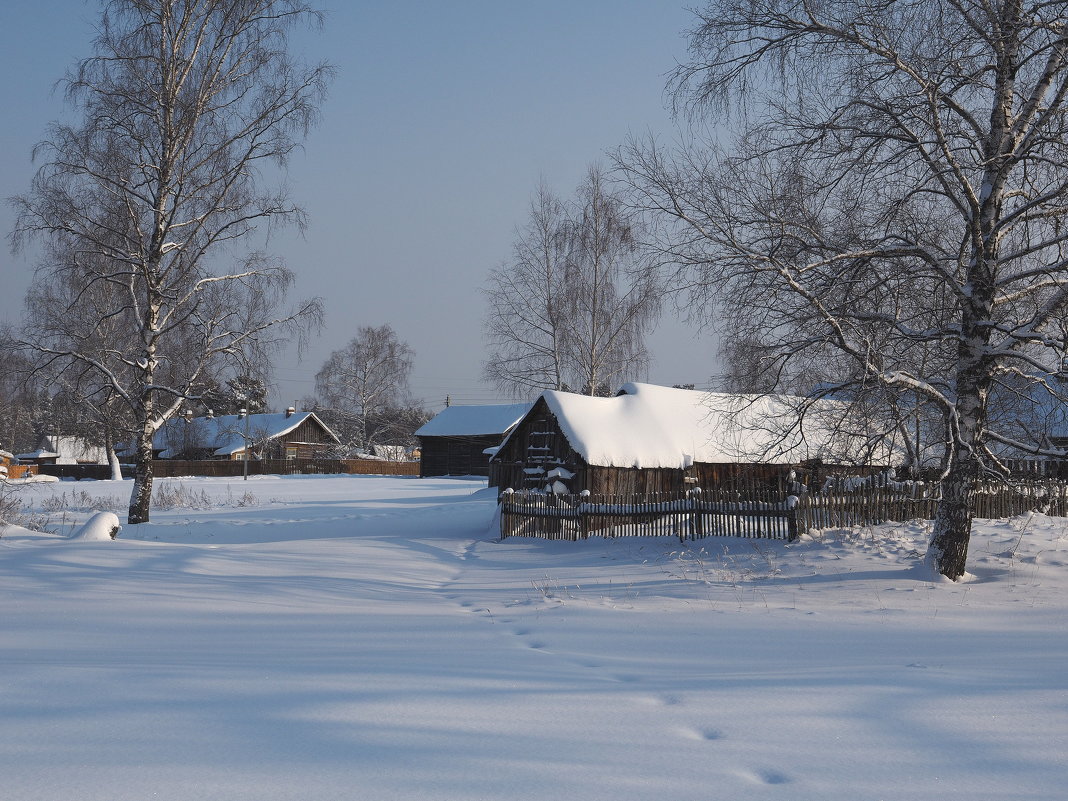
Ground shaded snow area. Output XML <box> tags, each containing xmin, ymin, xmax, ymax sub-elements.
<box><xmin>1</xmin><ymin>475</ymin><xmax>1065</xmax><ymax>800</ymax></box>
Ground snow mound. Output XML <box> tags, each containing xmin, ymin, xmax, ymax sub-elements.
<box><xmin>71</xmin><ymin>511</ymin><xmax>122</xmax><ymax>541</ymax></box>
<box><xmin>2</xmin><ymin>474</ymin><xmax>60</xmax><ymax>484</ymax></box>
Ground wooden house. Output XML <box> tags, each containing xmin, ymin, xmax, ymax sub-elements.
<box><xmin>153</xmin><ymin>408</ymin><xmax>339</xmax><ymax>460</ymax></box>
<box><xmin>416</xmin><ymin>403</ymin><xmax>531</xmax><ymax>477</ymax></box>
<box><xmin>489</xmin><ymin>383</ymin><xmax>885</xmax><ymax>494</ymax></box>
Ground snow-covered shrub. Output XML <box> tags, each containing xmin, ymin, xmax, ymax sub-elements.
<box><xmin>70</xmin><ymin>511</ymin><xmax>121</xmax><ymax>541</ymax></box>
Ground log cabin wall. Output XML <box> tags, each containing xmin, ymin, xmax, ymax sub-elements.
<box><xmin>279</xmin><ymin>416</ymin><xmax>336</xmax><ymax>459</ymax></box>
<box><xmin>489</xmin><ymin>398</ymin><xmax>587</xmax><ymax>491</ymax></box>
<box><xmin>288</xmin><ymin>416</ymin><xmax>333</xmax><ymax>446</ymax></box>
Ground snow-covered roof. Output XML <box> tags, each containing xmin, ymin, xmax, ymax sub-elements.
<box><xmin>16</xmin><ymin>436</ymin><xmax>108</xmax><ymax>465</ymax></box>
<box><xmin>16</xmin><ymin>448</ymin><xmax>58</xmax><ymax>460</ymax></box>
<box><xmin>416</xmin><ymin>403</ymin><xmax>532</xmax><ymax>438</ymax></box>
<box><xmin>372</xmin><ymin>445</ymin><xmax>409</xmax><ymax>461</ymax></box>
<box><xmin>508</xmin><ymin>383</ymin><xmax>881</xmax><ymax>469</ymax></box>
<box><xmin>155</xmin><ymin>411</ymin><xmax>338</xmax><ymax>458</ymax></box>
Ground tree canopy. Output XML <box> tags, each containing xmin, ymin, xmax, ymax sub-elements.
<box><xmin>619</xmin><ymin>0</ymin><xmax>1068</xmax><ymax>578</ymax></box>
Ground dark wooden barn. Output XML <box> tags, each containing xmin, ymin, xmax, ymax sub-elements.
<box><xmin>489</xmin><ymin>383</ymin><xmax>884</xmax><ymax>494</ymax></box>
<box><xmin>416</xmin><ymin>403</ymin><xmax>531</xmax><ymax>478</ymax></box>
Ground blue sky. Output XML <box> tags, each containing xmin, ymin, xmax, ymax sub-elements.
<box><xmin>0</xmin><ymin>1</ymin><xmax>719</xmax><ymax>411</ymax></box>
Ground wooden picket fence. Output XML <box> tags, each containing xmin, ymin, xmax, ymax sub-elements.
<box><xmin>499</xmin><ymin>479</ymin><xmax>1068</xmax><ymax>542</ymax></box>
<box><xmin>499</xmin><ymin>488</ymin><xmax>800</xmax><ymax>542</ymax></box>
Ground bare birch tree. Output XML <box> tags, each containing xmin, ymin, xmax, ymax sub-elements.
<box><xmin>483</xmin><ymin>182</ymin><xmax>571</xmax><ymax>396</ymax></box>
<box><xmin>11</xmin><ymin>0</ymin><xmax>329</xmax><ymax>523</ymax></box>
<box><xmin>484</xmin><ymin>167</ymin><xmax>660</xmax><ymax>397</ymax></box>
<box><xmin>618</xmin><ymin>0</ymin><xmax>1068</xmax><ymax>579</ymax></box>
<box><xmin>0</xmin><ymin>340</ymin><xmax>43</xmax><ymax>455</ymax></box>
<box><xmin>313</xmin><ymin>325</ymin><xmax>415</xmax><ymax>453</ymax></box>
<box><xmin>564</xmin><ymin>166</ymin><xmax>660</xmax><ymax>396</ymax></box>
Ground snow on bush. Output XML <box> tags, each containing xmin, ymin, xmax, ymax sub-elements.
<box><xmin>70</xmin><ymin>511</ymin><xmax>121</xmax><ymax>541</ymax></box>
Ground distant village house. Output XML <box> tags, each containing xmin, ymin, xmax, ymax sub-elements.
<box><xmin>153</xmin><ymin>408</ymin><xmax>339</xmax><ymax>460</ymax></box>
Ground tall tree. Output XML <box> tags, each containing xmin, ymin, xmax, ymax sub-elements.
<box><xmin>564</xmin><ymin>166</ymin><xmax>659</xmax><ymax>396</ymax></box>
<box><xmin>0</xmin><ymin>340</ymin><xmax>44</xmax><ymax>455</ymax></box>
<box><xmin>484</xmin><ymin>181</ymin><xmax>571</xmax><ymax>396</ymax></box>
<box><xmin>11</xmin><ymin>0</ymin><xmax>329</xmax><ymax>523</ymax></box>
<box><xmin>199</xmin><ymin>375</ymin><xmax>269</xmax><ymax>416</ymax></box>
<box><xmin>618</xmin><ymin>0</ymin><xmax>1068</xmax><ymax>578</ymax></box>
<box><xmin>484</xmin><ymin>167</ymin><xmax>659</xmax><ymax>397</ymax></box>
<box><xmin>313</xmin><ymin>325</ymin><xmax>415</xmax><ymax>453</ymax></box>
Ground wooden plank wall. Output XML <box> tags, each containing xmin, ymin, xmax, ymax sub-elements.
<box><xmin>490</xmin><ymin>398</ymin><xmax>584</xmax><ymax>490</ymax></box>
<box><xmin>2</xmin><ymin>464</ymin><xmax>38</xmax><ymax>479</ymax></box>
<box><xmin>419</xmin><ymin>435</ymin><xmax>499</xmax><ymax>477</ymax></box>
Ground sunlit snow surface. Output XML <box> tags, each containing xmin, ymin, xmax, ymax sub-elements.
<box><xmin>1</xmin><ymin>475</ymin><xmax>1065</xmax><ymax>800</ymax></box>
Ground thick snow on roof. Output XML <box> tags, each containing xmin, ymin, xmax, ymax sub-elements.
<box><xmin>416</xmin><ymin>403</ymin><xmax>531</xmax><ymax>438</ymax></box>
<box><xmin>155</xmin><ymin>412</ymin><xmax>336</xmax><ymax>458</ymax></box>
<box><xmin>539</xmin><ymin>383</ymin><xmax>875</xmax><ymax>469</ymax></box>
<box><xmin>16</xmin><ymin>436</ymin><xmax>108</xmax><ymax>465</ymax></box>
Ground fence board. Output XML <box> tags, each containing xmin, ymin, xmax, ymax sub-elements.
<box><xmin>499</xmin><ymin>489</ymin><xmax>800</xmax><ymax>542</ymax></box>
<box><xmin>500</xmin><ymin>478</ymin><xmax>1068</xmax><ymax>542</ymax></box>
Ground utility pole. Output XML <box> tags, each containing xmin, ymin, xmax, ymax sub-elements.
<box><xmin>239</xmin><ymin>408</ymin><xmax>250</xmax><ymax>481</ymax></box>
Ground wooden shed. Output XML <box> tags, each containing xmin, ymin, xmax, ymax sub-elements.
<box><xmin>489</xmin><ymin>383</ymin><xmax>884</xmax><ymax>494</ymax></box>
<box><xmin>416</xmin><ymin>403</ymin><xmax>531</xmax><ymax>478</ymax></box>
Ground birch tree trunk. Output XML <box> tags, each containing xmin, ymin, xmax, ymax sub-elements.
<box><xmin>128</xmin><ymin>425</ymin><xmax>155</xmax><ymax>525</ymax></box>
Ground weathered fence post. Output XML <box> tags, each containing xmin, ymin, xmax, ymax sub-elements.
<box><xmin>786</xmin><ymin>494</ymin><xmax>800</xmax><ymax>541</ymax></box>
<box><xmin>688</xmin><ymin>487</ymin><xmax>704</xmax><ymax>541</ymax></box>
<box><xmin>579</xmin><ymin>489</ymin><xmax>591</xmax><ymax>540</ymax></box>
<box><xmin>499</xmin><ymin>488</ymin><xmax>514</xmax><ymax>540</ymax></box>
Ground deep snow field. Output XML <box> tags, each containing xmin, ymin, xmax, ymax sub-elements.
<box><xmin>0</xmin><ymin>474</ymin><xmax>1065</xmax><ymax>801</ymax></box>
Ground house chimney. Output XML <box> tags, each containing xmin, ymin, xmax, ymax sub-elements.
<box><xmin>286</xmin><ymin>406</ymin><xmax>295</xmax><ymax>418</ymax></box>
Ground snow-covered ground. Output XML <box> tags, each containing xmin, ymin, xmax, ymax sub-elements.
<box><xmin>0</xmin><ymin>474</ymin><xmax>1065</xmax><ymax>800</ymax></box>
